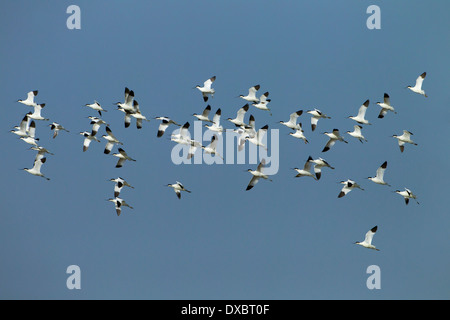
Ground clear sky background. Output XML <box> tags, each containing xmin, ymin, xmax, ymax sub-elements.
<box><xmin>0</xmin><ymin>1</ymin><xmax>449</xmax><ymax>300</ymax></box>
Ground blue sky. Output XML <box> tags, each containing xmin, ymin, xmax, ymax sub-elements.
<box><xmin>0</xmin><ymin>1</ymin><xmax>449</xmax><ymax>300</ymax></box>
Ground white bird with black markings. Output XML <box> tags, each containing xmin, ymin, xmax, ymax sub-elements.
<box><xmin>193</xmin><ymin>105</ymin><xmax>213</xmax><ymax>123</ymax></box>
<box><xmin>355</xmin><ymin>226</ymin><xmax>380</xmax><ymax>251</ymax></box>
<box><xmin>110</xmin><ymin>177</ymin><xmax>134</xmax><ymax>198</ymax></box>
<box><xmin>102</xmin><ymin>127</ymin><xmax>123</xmax><ymax>154</ymax></box>
<box><xmin>306</xmin><ymin>108</ymin><xmax>331</xmax><ymax>132</ymax></box>
<box><xmin>171</xmin><ymin>122</ymin><xmax>192</xmax><ymax>145</ymax></box>
<box><xmin>30</xmin><ymin>146</ymin><xmax>54</xmax><ymax>162</ymax></box>
<box><xmin>113</xmin><ymin>148</ymin><xmax>136</xmax><ymax>168</ymax></box>
<box><xmin>49</xmin><ymin>122</ymin><xmax>69</xmax><ymax>139</ymax></box>
<box><xmin>195</xmin><ymin>76</ymin><xmax>216</xmax><ymax>102</ymax></box>
<box><xmin>108</xmin><ymin>197</ymin><xmax>133</xmax><ymax>216</ymax></box>
<box><xmin>227</xmin><ymin>104</ymin><xmax>250</xmax><ymax>127</ymax></box>
<box><xmin>84</xmin><ymin>100</ymin><xmax>107</xmax><ymax>116</ymax></box>
<box><xmin>310</xmin><ymin>157</ymin><xmax>335</xmax><ymax>180</ymax></box>
<box><xmin>395</xmin><ymin>188</ymin><xmax>419</xmax><ymax>205</ymax></box>
<box><xmin>20</xmin><ymin>120</ymin><xmax>39</xmax><ymax>146</ymax></box>
<box><xmin>240</xmin><ymin>84</ymin><xmax>260</xmax><ymax>103</ymax></box>
<box><xmin>289</xmin><ymin>128</ymin><xmax>309</xmax><ymax>144</ymax></box>
<box><xmin>367</xmin><ymin>161</ymin><xmax>390</xmax><ymax>186</ymax></box>
<box><xmin>293</xmin><ymin>156</ymin><xmax>316</xmax><ymax>180</ymax></box>
<box><xmin>28</xmin><ymin>103</ymin><xmax>49</xmax><ymax>121</ymax></box>
<box><xmin>322</xmin><ymin>129</ymin><xmax>348</xmax><ymax>152</ymax></box>
<box><xmin>17</xmin><ymin>90</ymin><xmax>39</xmax><ymax>107</ymax></box>
<box><xmin>392</xmin><ymin>130</ymin><xmax>417</xmax><ymax>153</ymax></box>
<box><xmin>346</xmin><ymin>125</ymin><xmax>367</xmax><ymax>143</ymax></box>
<box><xmin>338</xmin><ymin>179</ymin><xmax>364</xmax><ymax>198</ymax></box>
<box><xmin>88</xmin><ymin>116</ymin><xmax>109</xmax><ymax>136</ymax></box>
<box><xmin>246</xmin><ymin>158</ymin><xmax>272</xmax><ymax>191</ymax></box>
<box><xmin>130</xmin><ymin>100</ymin><xmax>150</xmax><ymax>129</ymax></box>
<box><xmin>114</xmin><ymin>87</ymin><xmax>135</xmax><ymax>112</ymax></box>
<box><xmin>280</xmin><ymin>110</ymin><xmax>303</xmax><ymax>130</ymax></box>
<box><xmin>376</xmin><ymin>93</ymin><xmax>397</xmax><ymax>119</ymax></box>
<box><xmin>80</xmin><ymin>131</ymin><xmax>100</xmax><ymax>152</ymax></box>
<box><xmin>204</xmin><ymin>108</ymin><xmax>223</xmax><ymax>133</ymax></box>
<box><xmin>10</xmin><ymin>113</ymin><xmax>32</xmax><ymax>137</ymax></box>
<box><xmin>155</xmin><ymin>116</ymin><xmax>180</xmax><ymax>138</ymax></box>
<box><xmin>245</xmin><ymin>124</ymin><xmax>268</xmax><ymax>150</ymax></box>
<box><xmin>348</xmin><ymin>100</ymin><xmax>371</xmax><ymax>125</ymax></box>
<box><xmin>252</xmin><ymin>91</ymin><xmax>271</xmax><ymax>115</ymax></box>
<box><xmin>167</xmin><ymin>181</ymin><xmax>191</xmax><ymax>199</ymax></box>
<box><xmin>407</xmin><ymin>72</ymin><xmax>427</xmax><ymax>97</ymax></box>
<box><xmin>202</xmin><ymin>134</ymin><xmax>223</xmax><ymax>159</ymax></box>
<box><xmin>23</xmin><ymin>157</ymin><xmax>50</xmax><ymax>180</ymax></box>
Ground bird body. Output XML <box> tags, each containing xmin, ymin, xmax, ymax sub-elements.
<box><xmin>355</xmin><ymin>226</ymin><xmax>380</xmax><ymax>251</ymax></box>
<box><xmin>346</xmin><ymin>125</ymin><xmax>367</xmax><ymax>143</ymax></box>
<box><xmin>18</xmin><ymin>90</ymin><xmax>39</xmax><ymax>107</ymax></box>
<box><xmin>240</xmin><ymin>85</ymin><xmax>260</xmax><ymax>103</ymax></box>
<box><xmin>195</xmin><ymin>76</ymin><xmax>216</xmax><ymax>102</ymax></box>
<box><xmin>246</xmin><ymin>159</ymin><xmax>272</xmax><ymax>190</ymax></box>
<box><xmin>306</xmin><ymin>108</ymin><xmax>330</xmax><ymax>131</ymax></box>
<box><xmin>407</xmin><ymin>72</ymin><xmax>427</xmax><ymax>97</ymax></box>
<box><xmin>392</xmin><ymin>130</ymin><xmax>417</xmax><ymax>153</ymax></box>
<box><xmin>167</xmin><ymin>181</ymin><xmax>191</xmax><ymax>199</ymax></box>
<box><xmin>348</xmin><ymin>100</ymin><xmax>371</xmax><ymax>125</ymax></box>
<box><xmin>368</xmin><ymin>161</ymin><xmax>390</xmax><ymax>186</ymax></box>
<box><xmin>376</xmin><ymin>93</ymin><xmax>396</xmax><ymax>118</ymax></box>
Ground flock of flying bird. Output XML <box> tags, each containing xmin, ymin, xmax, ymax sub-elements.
<box><xmin>11</xmin><ymin>71</ymin><xmax>428</xmax><ymax>250</ymax></box>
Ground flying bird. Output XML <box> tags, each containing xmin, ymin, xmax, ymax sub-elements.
<box><xmin>193</xmin><ymin>105</ymin><xmax>213</xmax><ymax>123</ymax></box>
<box><xmin>108</xmin><ymin>197</ymin><xmax>133</xmax><ymax>216</ymax></box>
<box><xmin>376</xmin><ymin>93</ymin><xmax>396</xmax><ymax>119</ymax></box>
<box><xmin>204</xmin><ymin>108</ymin><xmax>223</xmax><ymax>133</ymax></box>
<box><xmin>245</xmin><ymin>124</ymin><xmax>269</xmax><ymax>150</ymax></box>
<box><xmin>322</xmin><ymin>129</ymin><xmax>348</xmax><ymax>152</ymax></box>
<box><xmin>195</xmin><ymin>76</ymin><xmax>216</xmax><ymax>102</ymax></box>
<box><xmin>355</xmin><ymin>226</ymin><xmax>380</xmax><ymax>251</ymax></box>
<box><xmin>280</xmin><ymin>110</ymin><xmax>303</xmax><ymax>130</ymax></box>
<box><xmin>102</xmin><ymin>126</ymin><xmax>123</xmax><ymax>154</ymax></box>
<box><xmin>252</xmin><ymin>91</ymin><xmax>271</xmax><ymax>115</ymax></box>
<box><xmin>306</xmin><ymin>109</ymin><xmax>331</xmax><ymax>132</ymax></box>
<box><xmin>167</xmin><ymin>181</ymin><xmax>191</xmax><ymax>199</ymax></box>
<box><xmin>246</xmin><ymin>159</ymin><xmax>272</xmax><ymax>191</ymax></box>
<box><xmin>289</xmin><ymin>128</ymin><xmax>309</xmax><ymax>144</ymax></box>
<box><xmin>227</xmin><ymin>104</ymin><xmax>250</xmax><ymax>127</ymax></box>
<box><xmin>19</xmin><ymin>121</ymin><xmax>39</xmax><ymax>146</ymax></box>
<box><xmin>80</xmin><ymin>131</ymin><xmax>100</xmax><ymax>152</ymax></box>
<box><xmin>23</xmin><ymin>157</ymin><xmax>50</xmax><ymax>180</ymax></box>
<box><xmin>113</xmin><ymin>148</ymin><xmax>136</xmax><ymax>168</ymax></box>
<box><xmin>310</xmin><ymin>157</ymin><xmax>335</xmax><ymax>180</ymax></box>
<box><xmin>88</xmin><ymin>116</ymin><xmax>109</xmax><ymax>136</ymax></box>
<box><xmin>84</xmin><ymin>101</ymin><xmax>107</xmax><ymax>116</ymax></box>
<box><xmin>293</xmin><ymin>156</ymin><xmax>316</xmax><ymax>179</ymax></box>
<box><xmin>346</xmin><ymin>125</ymin><xmax>367</xmax><ymax>143</ymax></box>
<box><xmin>392</xmin><ymin>130</ymin><xmax>417</xmax><ymax>153</ymax></box>
<box><xmin>338</xmin><ymin>179</ymin><xmax>364</xmax><ymax>198</ymax></box>
<box><xmin>18</xmin><ymin>90</ymin><xmax>39</xmax><ymax>107</ymax></box>
<box><xmin>201</xmin><ymin>134</ymin><xmax>223</xmax><ymax>160</ymax></box>
<box><xmin>239</xmin><ymin>84</ymin><xmax>260</xmax><ymax>103</ymax></box>
<box><xmin>114</xmin><ymin>87</ymin><xmax>135</xmax><ymax>112</ymax></box>
<box><xmin>155</xmin><ymin>117</ymin><xmax>180</xmax><ymax>138</ymax></box>
<box><xmin>348</xmin><ymin>100</ymin><xmax>371</xmax><ymax>125</ymax></box>
<box><xmin>28</xmin><ymin>103</ymin><xmax>49</xmax><ymax>121</ymax></box>
<box><xmin>367</xmin><ymin>161</ymin><xmax>390</xmax><ymax>186</ymax></box>
<box><xmin>394</xmin><ymin>188</ymin><xmax>419</xmax><ymax>205</ymax></box>
<box><xmin>10</xmin><ymin>113</ymin><xmax>32</xmax><ymax>137</ymax></box>
<box><xmin>109</xmin><ymin>177</ymin><xmax>134</xmax><ymax>198</ymax></box>
<box><xmin>407</xmin><ymin>72</ymin><xmax>427</xmax><ymax>97</ymax></box>
<box><xmin>49</xmin><ymin>122</ymin><xmax>69</xmax><ymax>139</ymax></box>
